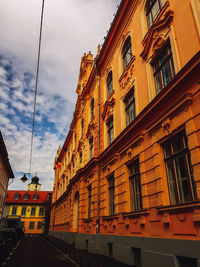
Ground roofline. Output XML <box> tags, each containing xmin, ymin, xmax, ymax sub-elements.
<box><xmin>0</xmin><ymin>131</ymin><xmax>14</xmax><ymax>178</ymax></box>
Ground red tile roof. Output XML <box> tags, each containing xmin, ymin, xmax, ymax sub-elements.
<box><xmin>6</xmin><ymin>190</ymin><xmax>52</xmax><ymax>204</ymax></box>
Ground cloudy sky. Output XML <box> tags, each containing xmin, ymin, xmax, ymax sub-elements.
<box><xmin>0</xmin><ymin>0</ymin><xmax>120</xmax><ymax>191</ymax></box>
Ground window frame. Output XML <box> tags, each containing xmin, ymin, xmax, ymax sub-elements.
<box><xmin>128</xmin><ymin>159</ymin><xmax>143</xmax><ymax>212</ymax></box>
<box><xmin>146</xmin><ymin>0</ymin><xmax>164</xmax><ymax>29</ymax></box>
<box><xmin>122</xmin><ymin>36</ymin><xmax>133</xmax><ymax>71</ymax></box>
<box><xmin>29</xmin><ymin>221</ymin><xmax>35</xmax><ymax>229</ymax></box>
<box><xmin>31</xmin><ymin>207</ymin><xmax>36</xmax><ymax>216</ymax></box>
<box><xmin>163</xmin><ymin>131</ymin><xmax>196</xmax><ymax>205</ymax></box>
<box><xmin>151</xmin><ymin>40</ymin><xmax>175</xmax><ymax>94</ymax></box>
<box><xmin>106</xmin><ymin>71</ymin><xmax>113</xmax><ymax>98</ymax></box>
<box><xmin>107</xmin><ymin>116</ymin><xmax>114</xmax><ymax>145</ymax></box>
<box><xmin>124</xmin><ymin>88</ymin><xmax>135</xmax><ymax>126</ymax></box>
<box><xmin>108</xmin><ymin>174</ymin><xmax>115</xmax><ymax>216</ymax></box>
<box><xmin>39</xmin><ymin>207</ymin><xmax>44</xmax><ymax>216</ymax></box>
<box><xmin>37</xmin><ymin>221</ymin><xmax>43</xmax><ymax>229</ymax></box>
<box><xmin>89</xmin><ymin>137</ymin><xmax>94</xmax><ymax>159</ymax></box>
<box><xmin>88</xmin><ymin>185</ymin><xmax>92</xmax><ymax>218</ymax></box>
<box><xmin>12</xmin><ymin>206</ymin><xmax>17</xmax><ymax>215</ymax></box>
<box><xmin>21</xmin><ymin>207</ymin><xmax>26</xmax><ymax>216</ymax></box>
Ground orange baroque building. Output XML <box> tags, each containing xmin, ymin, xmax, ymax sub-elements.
<box><xmin>50</xmin><ymin>0</ymin><xmax>200</xmax><ymax>266</ymax></box>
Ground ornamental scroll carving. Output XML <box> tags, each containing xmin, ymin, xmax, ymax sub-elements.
<box><xmin>102</xmin><ymin>96</ymin><xmax>115</xmax><ymax>121</ymax></box>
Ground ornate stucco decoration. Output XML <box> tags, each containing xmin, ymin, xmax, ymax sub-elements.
<box><xmin>86</xmin><ymin>120</ymin><xmax>96</xmax><ymax>139</ymax></box>
<box><xmin>162</xmin><ymin>118</ymin><xmax>171</xmax><ymax>134</ymax></box>
<box><xmin>140</xmin><ymin>1</ymin><xmax>174</xmax><ymax>60</ymax></box>
<box><xmin>78</xmin><ymin>139</ymin><xmax>84</xmax><ymax>152</ymax></box>
<box><xmin>119</xmin><ymin>56</ymin><xmax>135</xmax><ymax>90</ymax></box>
<box><xmin>102</xmin><ymin>96</ymin><xmax>115</xmax><ymax>121</ymax></box>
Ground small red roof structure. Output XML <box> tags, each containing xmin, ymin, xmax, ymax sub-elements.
<box><xmin>6</xmin><ymin>190</ymin><xmax>52</xmax><ymax>204</ymax></box>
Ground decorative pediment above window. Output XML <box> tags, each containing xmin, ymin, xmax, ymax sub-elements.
<box><xmin>141</xmin><ymin>2</ymin><xmax>174</xmax><ymax>60</ymax></box>
<box><xmin>102</xmin><ymin>96</ymin><xmax>115</xmax><ymax>121</ymax></box>
<box><xmin>78</xmin><ymin>139</ymin><xmax>84</xmax><ymax>152</ymax></box>
<box><xmin>119</xmin><ymin>56</ymin><xmax>135</xmax><ymax>90</ymax></box>
<box><xmin>86</xmin><ymin>121</ymin><xmax>96</xmax><ymax>139</ymax></box>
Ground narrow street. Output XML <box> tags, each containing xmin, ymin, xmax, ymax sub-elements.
<box><xmin>4</xmin><ymin>235</ymin><xmax>76</xmax><ymax>267</ymax></box>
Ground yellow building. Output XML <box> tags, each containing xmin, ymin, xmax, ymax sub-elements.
<box><xmin>50</xmin><ymin>0</ymin><xmax>200</xmax><ymax>266</ymax></box>
<box><xmin>0</xmin><ymin>131</ymin><xmax>14</xmax><ymax>220</ymax></box>
<box><xmin>4</xmin><ymin>177</ymin><xmax>52</xmax><ymax>234</ymax></box>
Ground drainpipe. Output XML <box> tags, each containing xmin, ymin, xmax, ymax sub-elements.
<box><xmin>95</xmin><ymin>59</ymin><xmax>101</xmax><ymax>234</ymax></box>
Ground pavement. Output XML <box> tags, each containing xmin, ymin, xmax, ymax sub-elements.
<box><xmin>3</xmin><ymin>235</ymin><xmax>76</xmax><ymax>267</ymax></box>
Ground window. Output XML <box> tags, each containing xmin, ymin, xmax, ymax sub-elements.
<box><xmin>33</xmin><ymin>193</ymin><xmax>39</xmax><ymax>200</ymax></box>
<box><xmin>163</xmin><ymin>131</ymin><xmax>196</xmax><ymax>204</ymax></box>
<box><xmin>14</xmin><ymin>193</ymin><xmax>20</xmax><ymax>200</ymax></box>
<box><xmin>128</xmin><ymin>159</ymin><xmax>143</xmax><ymax>211</ymax></box>
<box><xmin>89</xmin><ymin>137</ymin><xmax>93</xmax><ymax>159</ymax></box>
<box><xmin>80</xmin><ymin>152</ymin><xmax>82</xmax><ymax>164</ymax></box>
<box><xmin>39</xmin><ymin>207</ymin><xmax>44</xmax><ymax>216</ymax></box>
<box><xmin>31</xmin><ymin>207</ymin><xmax>36</xmax><ymax>216</ymax></box>
<box><xmin>12</xmin><ymin>207</ymin><xmax>17</xmax><ymax>215</ymax></box>
<box><xmin>21</xmin><ymin>207</ymin><xmax>26</xmax><ymax>216</ymax></box>
<box><xmin>106</xmin><ymin>71</ymin><xmax>113</xmax><ymax>98</ymax></box>
<box><xmin>146</xmin><ymin>0</ymin><xmax>164</xmax><ymax>28</ymax></box>
<box><xmin>90</xmin><ymin>98</ymin><xmax>94</xmax><ymax>120</ymax></box>
<box><xmin>37</xmin><ymin>222</ymin><xmax>43</xmax><ymax>229</ymax></box>
<box><xmin>152</xmin><ymin>41</ymin><xmax>175</xmax><ymax>94</ymax></box>
<box><xmin>24</xmin><ymin>193</ymin><xmax>29</xmax><ymax>200</ymax></box>
<box><xmin>81</xmin><ymin>119</ymin><xmax>84</xmax><ymax>137</ymax></box>
<box><xmin>108</xmin><ymin>175</ymin><xmax>115</xmax><ymax>216</ymax></box>
<box><xmin>122</xmin><ymin>36</ymin><xmax>132</xmax><ymax>71</ymax></box>
<box><xmin>124</xmin><ymin>88</ymin><xmax>135</xmax><ymax>126</ymax></box>
<box><xmin>29</xmin><ymin>221</ymin><xmax>35</xmax><ymax>229</ymax></box>
<box><xmin>107</xmin><ymin>117</ymin><xmax>114</xmax><ymax>145</ymax></box>
<box><xmin>88</xmin><ymin>185</ymin><xmax>92</xmax><ymax>218</ymax></box>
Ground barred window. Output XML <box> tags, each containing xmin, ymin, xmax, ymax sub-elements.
<box><xmin>31</xmin><ymin>207</ymin><xmax>36</xmax><ymax>216</ymax></box>
<box><xmin>12</xmin><ymin>207</ymin><xmax>17</xmax><ymax>215</ymax></box>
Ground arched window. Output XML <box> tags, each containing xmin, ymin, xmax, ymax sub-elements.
<box><xmin>122</xmin><ymin>36</ymin><xmax>132</xmax><ymax>71</ymax></box>
<box><xmin>146</xmin><ymin>0</ymin><xmax>164</xmax><ymax>29</ymax></box>
<box><xmin>106</xmin><ymin>71</ymin><xmax>113</xmax><ymax>98</ymax></box>
<box><xmin>33</xmin><ymin>193</ymin><xmax>39</xmax><ymax>200</ymax></box>
<box><xmin>14</xmin><ymin>193</ymin><xmax>20</xmax><ymax>200</ymax></box>
<box><xmin>24</xmin><ymin>193</ymin><xmax>29</xmax><ymax>200</ymax></box>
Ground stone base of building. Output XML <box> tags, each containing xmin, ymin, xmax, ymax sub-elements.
<box><xmin>49</xmin><ymin>231</ymin><xmax>200</xmax><ymax>266</ymax></box>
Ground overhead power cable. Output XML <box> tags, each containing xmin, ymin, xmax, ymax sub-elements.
<box><xmin>29</xmin><ymin>0</ymin><xmax>45</xmax><ymax>174</ymax></box>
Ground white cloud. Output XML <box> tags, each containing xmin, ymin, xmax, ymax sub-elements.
<box><xmin>0</xmin><ymin>0</ymin><xmax>121</xmax><ymax>191</ymax></box>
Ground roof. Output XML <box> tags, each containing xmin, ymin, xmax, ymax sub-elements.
<box><xmin>0</xmin><ymin>131</ymin><xmax>14</xmax><ymax>178</ymax></box>
<box><xmin>5</xmin><ymin>190</ymin><xmax>52</xmax><ymax>204</ymax></box>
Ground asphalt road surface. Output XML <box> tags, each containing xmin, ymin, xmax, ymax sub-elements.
<box><xmin>4</xmin><ymin>235</ymin><xmax>76</xmax><ymax>267</ymax></box>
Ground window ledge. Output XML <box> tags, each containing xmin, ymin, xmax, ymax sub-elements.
<box><xmin>122</xmin><ymin>209</ymin><xmax>149</xmax><ymax>218</ymax></box>
<box><xmin>102</xmin><ymin>215</ymin><xmax>119</xmax><ymax>221</ymax></box>
<box><xmin>156</xmin><ymin>201</ymin><xmax>200</xmax><ymax>213</ymax></box>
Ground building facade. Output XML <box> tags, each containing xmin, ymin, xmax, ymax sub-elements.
<box><xmin>50</xmin><ymin>0</ymin><xmax>200</xmax><ymax>266</ymax></box>
<box><xmin>0</xmin><ymin>131</ymin><xmax>14</xmax><ymax>220</ymax></box>
<box><xmin>4</xmin><ymin>177</ymin><xmax>52</xmax><ymax>234</ymax></box>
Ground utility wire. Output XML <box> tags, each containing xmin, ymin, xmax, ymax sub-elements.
<box><xmin>29</xmin><ymin>0</ymin><xmax>45</xmax><ymax>174</ymax></box>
